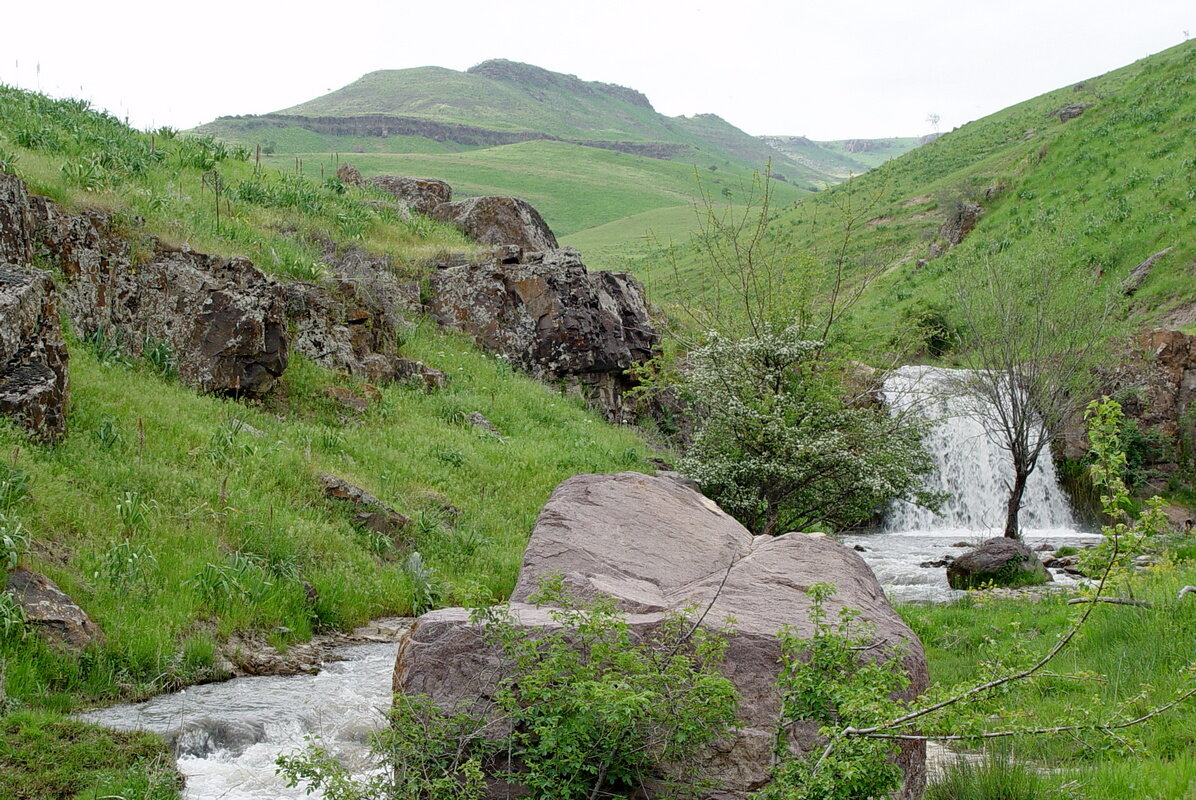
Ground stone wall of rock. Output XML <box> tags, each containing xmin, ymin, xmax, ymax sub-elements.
<box><xmin>394</xmin><ymin>473</ymin><xmax>928</xmax><ymax>799</ymax></box>
<box><xmin>429</xmin><ymin>247</ymin><xmax>659</xmax><ymax>420</ymax></box>
<box><xmin>1061</xmin><ymin>330</ymin><xmax>1196</xmax><ymax>479</ymax></box>
<box><xmin>0</xmin><ymin>263</ymin><xmax>69</xmax><ymax>442</ymax></box>
<box><xmin>285</xmin><ymin>242</ymin><xmax>423</xmax><ymax>383</ymax></box>
<box><xmin>30</xmin><ymin>199</ymin><xmax>288</xmax><ymax>395</ymax></box>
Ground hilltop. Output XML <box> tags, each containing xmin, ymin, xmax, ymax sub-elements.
<box><xmin>198</xmin><ymin>59</ymin><xmax>833</xmax><ymax>187</ymax></box>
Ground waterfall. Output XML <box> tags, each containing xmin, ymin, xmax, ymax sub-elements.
<box><xmin>881</xmin><ymin>364</ymin><xmax>1078</xmax><ymax>535</ymax></box>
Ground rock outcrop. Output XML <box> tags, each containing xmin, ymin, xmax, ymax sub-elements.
<box><xmin>367</xmin><ymin>175</ymin><xmax>452</xmax><ymax>215</ymax></box>
<box><xmin>432</xmin><ymin>195</ymin><xmax>558</xmax><ymax>251</ymax></box>
<box><xmin>318</xmin><ymin>472</ymin><xmax>411</xmax><ymax>540</ymax></box>
<box><xmin>1061</xmin><ymin>330</ymin><xmax>1196</xmax><ymax>478</ymax></box>
<box><xmin>946</xmin><ymin>537</ymin><xmax>1052</xmax><ymax>590</ymax></box>
<box><xmin>938</xmin><ymin>200</ymin><xmax>983</xmax><ymax>247</ymax></box>
<box><xmin>394</xmin><ymin>472</ymin><xmax>928</xmax><ymax>798</ymax></box>
<box><xmin>0</xmin><ymin>263</ymin><xmax>69</xmax><ymax>442</ymax></box>
<box><xmin>5</xmin><ymin>567</ymin><xmax>105</xmax><ymax>649</ymax></box>
<box><xmin>284</xmin><ymin>243</ymin><xmax>421</xmax><ymax>383</ymax></box>
<box><xmin>429</xmin><ymin>247</ymin><xmax>659</xmax><ymax>420</ymax></box>
<box><xmin>1</xmin><ymin>174</ymin><xmax>290</xmax><ymax>396</ymax></box>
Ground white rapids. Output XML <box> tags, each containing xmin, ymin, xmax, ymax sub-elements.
<box><xmin>78</xmin><ymin>641</ymin><xmax>400</xmax><ymax>799</ymax></box>
<box><xmin>842</xmin><ymin>365</ymin><xmax>1100</xmax><ymax>603</ymax></box>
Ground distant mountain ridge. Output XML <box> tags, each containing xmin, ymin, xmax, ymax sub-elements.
<box><xmin>197</xmin><ymin>60</ymin><xmax>918</xmax><ymax>189</ymax></box>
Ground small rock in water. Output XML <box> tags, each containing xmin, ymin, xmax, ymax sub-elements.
<box><xmin>854</xmin><ymin>544</ymin><xmax>867</xmax><ymax>552</ymax></box>
<box><xmin>1033</xmin><ymin>543</ymin><xmax>1054</xmax><ymax>552</ymax></box>
<box><xmin>951</xmin><ymin>541</ymin><xmax>970</xmax><ymax>547</ymax></box>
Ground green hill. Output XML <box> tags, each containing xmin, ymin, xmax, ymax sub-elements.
<box><xmin>644</xmin><ymin>40</ymin><xmax>1196</xmax><ymax>346</ymax></box>
<box><xmin>761</xmin><ymin>135</ymin><xmax>931</xmax><ymax>178</ymax></box>
<box><xmin>199</xmin><ymin>60</ymin><xmax>833</xmax><ymax>185</ymax></box>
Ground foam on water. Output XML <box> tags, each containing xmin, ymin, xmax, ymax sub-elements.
<box><xmin>844</xmin><ymin>365</ymin><xmax>1098</xmax><ymax>603</ymax></box>
<box><xmin>79</xmin><ymin>642</ymin><xmax>399</xmax><ymax>799</ymax></box>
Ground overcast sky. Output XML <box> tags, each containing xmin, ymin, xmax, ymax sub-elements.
<box><xmin>4</xmin><ymin>1</ymin><xmax>1192</xmax><ymax>140</ymax></box>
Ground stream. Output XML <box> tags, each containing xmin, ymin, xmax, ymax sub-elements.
<box><xmin>79</xmin><ymin>641</ymin><xmax>400</xmax><ymax>799</ymax></box>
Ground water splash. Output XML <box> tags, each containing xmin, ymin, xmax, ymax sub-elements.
<box><xmin>841</xmin><ymin>365</ymin><xmax>1097</xmax><ymax>603</ymax></box>
<box><xmin>882</xmin><ymin>364</ymin><xmax>1077</xmax><ymax>535</ymax></box>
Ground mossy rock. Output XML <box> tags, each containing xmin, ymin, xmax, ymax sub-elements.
<box><xmin>946</xmin><ymin>537</ymin><xmax>1053</xmax><ymax>590</ymax></box>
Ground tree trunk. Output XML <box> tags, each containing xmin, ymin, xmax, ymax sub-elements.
<box><xmin>1004</xmin><ymin>467</ymin><xmax>1029</xmax><ymax>539</ymax></box>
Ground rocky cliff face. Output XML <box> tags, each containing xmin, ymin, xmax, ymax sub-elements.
<box><xmin>1063</xmin><ymin>330</ymin><xmax>1196</xmax><ymax>478</ymax></box>
<box><xmin>0</xmin><ymin>262</ymin><xmax>68</xmax><ymax>442</ymax></box>
<box><xmin>30</xmin><ymin>200</ymin><xmax>288</xmax><ymax>396</ymax></box>
<box><xmin>429</xmin><ymin>247</ymin><xmax>659</xmax><ymax>421</ymax></box>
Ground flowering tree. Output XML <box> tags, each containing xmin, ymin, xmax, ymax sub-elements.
<box><xmin>677</xmin><ymin>325</ymin><xmax>933</xmax><ymax>535</ymax></box>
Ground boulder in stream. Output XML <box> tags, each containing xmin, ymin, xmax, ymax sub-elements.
<box><xmin>946</xmin><ymin>537</ymin><xmax>1053</xmax><ymax>590</ymax></box>
<box><xmin>393</xmin><ymin>472</ymin><xmax>928</xmax><ymax>798</ymax></box>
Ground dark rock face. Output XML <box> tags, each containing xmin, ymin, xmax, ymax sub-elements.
<box><xmin>0</xmin><ymin>263</ymin><xmax>69</xmax><ymax>442</ymax></box>
<box><xmin>11</xmin><ymin>179</ymin><xmax>288</xmax><ymax>396</ymax></box>
<box><xmin>335</xmin><ymin>162</ymin><xmax>365</xmax><ymax>187</ymax></box>
<box><xmin>367</xmin><ymin>175</ymin><xmax>452</xmax><ymax>216</ymax></box>
<box><xmin>5</xmin><ymin>567</ymin><xmax>104</xmax><ymax>649</ymax></box>
<box><xmin>1054</xmin><ymin>103</ymin><xmax>1094</xmax><ymax>122</ymax></box>
<box><xmin>939</xmin><ymin>201</ymin><xmax>983</xmax><ymax>247</ymax></box>
<box><xmin>1061</xmin><ymin>330</ymin><xmax>1196</xmax><ymax>478</ymax></box>
<box><xmin>946</xmin><ymin>537</ymin><xmax>1052</xmax><ymax>590</ymax></box>
<box><xmin>394</xmin><ymin>473</ymin><xmax>928</xmax><ymax>799</ymax></box>
<box><xmin>284</xmin><ymin>243</ymin><xmax>419</xmax><ymax>382</ymax></box>
<box><xmin>432</xmin><ymin>195</ymin><xmax>558</xmax><ymax>251</ymax></box>
<box><xmin>318</xmin><ymin>472</ymin><xmax>411</xmax><ymax>538</ymax></box>
<box><xmin>0</xmin><ymin>173</ymin><xmax>35</xmax><ymax>264</ymax></box>
<box><xmin>429</xmin><ymin>247</ymin><xmax>659</xmax><ymax>420</ymax></box>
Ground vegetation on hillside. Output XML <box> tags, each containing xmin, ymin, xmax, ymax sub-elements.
<box><xmin>643</xmin><ymin>40</ymin><xmax>1196</xmax><ymax>348</ymax></box>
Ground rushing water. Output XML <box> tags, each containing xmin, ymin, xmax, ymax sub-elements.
<box><xmin>842</xmin><ymin>365</ymin><xmax>1100</xmax><ymax>603</ymax></box>
<box><xmin>79</xmin><ymin>642</ymin><xmax>400</xmax><ymax>799</ymax></box>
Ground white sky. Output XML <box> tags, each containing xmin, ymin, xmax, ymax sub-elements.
<box><xmin>4</xmin><ymin>0</ymin><xmax>1192</xmax><ymax>140</ymax></box>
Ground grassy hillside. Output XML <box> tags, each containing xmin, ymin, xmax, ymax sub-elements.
<box><xmin>0</xmin><ymin>85</ymin><xmax>659</xmax><ymax>795</ymax></box>
<box><xmin>814</xmin><ymin>136</ymin><xmax>930</xmax><ymax>171</ymax></box>
<box><xmin>275</xmin><ymin>141</ymin><xmax>805</xmax><ymax>239</ymax></box>
<box><xmin>198</xmin><ymin>60</ymin><xmax>837</xmax><ymax>188</ymax></box>
<box><xmin>760</xmin><ymin>135</ymin><xmax>928</xmax><ymax>178</ymax></box>
<box><xmin>642</xmin><ymin>40</ymin><xmax>1196</xmax><ymax>347</ymax></box>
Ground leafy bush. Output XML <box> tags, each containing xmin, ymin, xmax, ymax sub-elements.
<box><xmin>677</xmin><ymin>325</ymin><xmax>933</xmax><ymax>535</ymax></box>
<box><xmin>279</xmin><ymin>577</ymin><xmax>740</xmax><ymax>799</ymax></box>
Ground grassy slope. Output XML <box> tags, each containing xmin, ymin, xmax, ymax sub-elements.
<box><xmin>273</xmin><ymin>139</ymin><xmax>803</xmax><ymax>240</ymax></box>
<box><xmin>640</xmin><ymin>40</ymin><xmax>1196</xmax><ymax>348</ymax></box>
<box><xmin>902</xmin><ymin>563</ymin><xmax>1196</xmax><ymax>798</ymax></box>
<box><xmin>0</xmin><ymin>86</ymin><xmax>658</xmax><ymax>796</ymax></box>
<box><xmin>813</xmin><ymin>136</ymin><xmax>928</xmax><ymax>171</ymax></box>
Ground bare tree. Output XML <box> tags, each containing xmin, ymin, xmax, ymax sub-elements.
<box><xmin>952</xmin><ymin>243</ymin><xmax>1119</xmax><ymax>538</ymax></box>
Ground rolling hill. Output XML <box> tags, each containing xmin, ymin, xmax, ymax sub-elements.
<box><xmin>643</xmin><ymin>39</ymin><xmax>1196</xmax><ymax>348</ymax></box>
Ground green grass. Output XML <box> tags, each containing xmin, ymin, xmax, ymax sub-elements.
<box><xmin>0</xmin><ymin>86</ymin><xmax>477</xmax><ymax>280</ymax></box>
<box><xmin>901</xmin><ymin>563</ymin><xmax>1196</xmax><ymax>797</ymax></box>
<box><xmin>813</xmin><ymin>136</ymin><xmax>929</xmax><ymax>172</ymax></box>
<box><xmin>0</xmin><ymin>83</ymin><xmax>663</xmax><ymax>795</ymax></box>
<box><xmin>636</xmin><ymin>40</ymin><xmax>1196</xmax><ymax>353</ymax></box>
<box><xmin>0</xmin><ymin>322</ymin><xmax>653</xmax><ymax>710</ymax></box>
<box><xmin>0</xmin><ymin>710</ymin><xmax>181</xmax><ymax>800</ymax></box>
<box><xmin>278</xmin><ymin>141</ymin><xmax>806</xmax><ymax>243</ymax></box>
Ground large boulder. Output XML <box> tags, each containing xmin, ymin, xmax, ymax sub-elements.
<box><xmin>429</xmin><ymin>247</ymin><xmax>659</xmax><ymax>420</ymax></box>
<box><xmin>5</xmin><ymin>567</ymin><xmax>105</xmax><ymax>650</ymax></box>
<box><xmin>30</xmin><ymin>200</ymin><xmax>287</xmax><ymax>395</ymax></box>
<box><xmin>394</xmin><ymin>472</ymin><xmax>928</xmax><ymax>798</ymax></box>
<box><xmin>946</xmin><ymin>537</ymin><xmax>1052</xmax><ymax>590</ymax></box>
<box><xmin>432</xmin><ymin>195</ymin><xmax>558</xmax><ymax>251</ymax></box>
<box><xmin>0</xmin><ymin>263</ymin><xmax>69</xmax><ymax>442</ymax></box>
<box><xmin>367</xmin><ymin>175</ymin><xmax>452</xmax><ymax>216</ymax></box>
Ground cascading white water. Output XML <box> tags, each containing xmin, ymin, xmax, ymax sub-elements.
<box><xmin>841</xmin><ymin>364</ymin><xmax>1099</xmax><ymax>603</ymax></box>
<box><xmin>883</xmin><ymin>364</ymin><xmax>1077</xmax><ymax>535</ymax></box>
<box><xmin>79</xmin><ymin>641</ymin><xmax>401</xmax><ymax>799</ymax></box>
